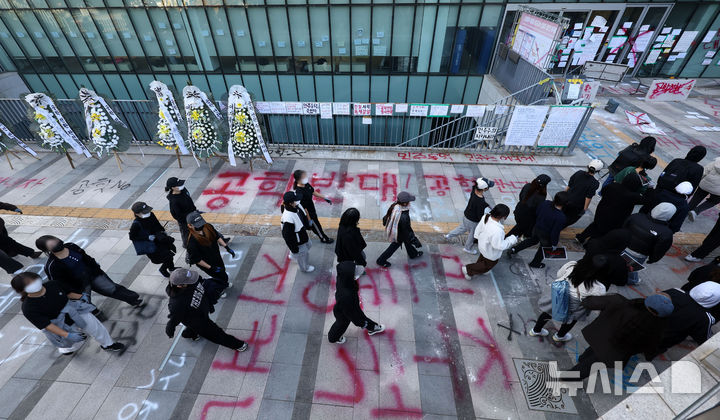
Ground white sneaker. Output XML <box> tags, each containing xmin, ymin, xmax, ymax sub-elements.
<box><xmin>58</xmin><ymin>339</ymin><xmax>85</xmax><ymax>354</ymax></box>
<box><xmin>685</xmin><ymin>254</ymin><xmax>703</xmax><ymax>262</ymax></box>
<box><xmin>553</xmin><ymin>332</ymin><xmax>573</xmax><ymax>342</ymax></box>
<box><xmin>368</xmin><ymin>324</ymin><xmax>385</xmax><ymax>336</ymax></box>
<box><xmin>462</xmin><ymin>247</ymin><xmax>478</xmax><ymax>255</ymax></box>
<box><xmin>220</xmin><ymin>292</ymin><xmax>227</xmax><ymax>299</ymax></box>
<box><xmin>461</xmin><ymin>266</ymin><xmax>472</xmax><ymax>280</ymax></box>
<box><xmin>444</xmin><ymin>234</ymin><xmax>452</xmax><ymax>240</ymax></box>
<box><xmin>288</xmin><ymin>254</ymin><xmax>295</xmax><ymax>260</ymax></box>
<box><xmin>304</xmin><ymin>265</ymin><xmax>315</xmax><ymax>273</ymax></box>
<box><xmin>334</xmin><ymin>336</ymin><xmax>346</xmax><ymax>344</ymax></box>
<box><xmin>688</xmin><ymin>210</ymin><xmax>697</xmax><ymax>222</ymax></box>
<box><xmin>227</xmin><ymin>282</ymin><xmax>233</xmax><ymax>289</ymax></box>
<box><xmin>528</xmin><ymin>328</ymin><xmax>549</xmax><ymax>337</ymax></box>
<box><xmin>354</xmin><ymin>271</ymin><xmax>366</xmax><ymax>280</ymax></box>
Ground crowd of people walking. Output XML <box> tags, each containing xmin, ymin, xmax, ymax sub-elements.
<box><xmin>3</xmin><ymin>142</ymin><xmax>720</xmax><ymax>387</ymax></box>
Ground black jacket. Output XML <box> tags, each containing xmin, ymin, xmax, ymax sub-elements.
<box><xmin>396</xmin><ymin>211</ymin><xmax>415</xmax><ymax>243</ymax></box>
<box><xmin>592</xmin><ymin>174</ymin><xmax>644</xmax><ymax>234</ymax></box>
<box><xmin>0</xmin><ymin>202</ymin><xmax>20</xmax><ymax>252</ymax></box>
<box><xmin>649</xmin><ymin>288</ymin><xmax>715</xmax><ymax>359</ymax></box>
<box><xmin>281</xmin><ymin>207</ymin><xmax>310</xmax><ymax>253</ymax></box>
<box><xmin>44</xmin><ymin>243</ymin><xmax>104</xmax><ymax>294</ymax></box>
<box><xmin>534</xmin><ymin>201</ymin><xmax>566</xmax><ymax>246</ymax></box>
<box><xmin>186</xmin><ymin>224</ymin><xmax>224</xmax><ymax>269</ymax></box>
<box><xmin>623</xmin><ymin>213</ymin><xmax>673</xmax><ymax>263</ymax></box>
<box><xmin>584</xmin><ymin>229</ymin><xmax>631</xmax><ymax>287</ymax></box>
<box><xmin>657</xmin><ymin>146</ymin><xmax>706</xmax><ymax>191</ymax></box>
<box><xmin>295</xmin><ymin>183</ymin><xmax>317</xmax><ymax>215</ymax></box>
<box><xmin>581</xmin><ymin>294</ymin><xmax>665</xmax><ymax>364</ymax></box>
<box><xmin>513</xmin><ymin>184</ymin><xmax>545</xmax><ymax>227</ymax></box>
<box><xmin>608</xmin><ymin>138</ymin><xmax>656</xmax><ymax>176</ymax></box>
<box><xmin>642</xmin><ymin>188</ymin><xmax>690</xmax><ymax>233</ymax></box>
<box><xmin>335</xmin><ymin>261</ymin><xmax>360</xmax><ymax>303</ymax></box>
<box><xmin>335</xmin><ymin>225</ymin><xmax>367</xmax><ymax>266</ymax></box>
<box><xmin>683</xmin><ymin>263</ymin><xmax>720</xmax><ymax>293</ymax></box>
<box><xmin>167</xmin><ymin>190</ymin><xmax>197</xmax><ymax>223</ymax></box>
<box><xmin>463</xmin><ymin>188</ymin><xmax>489</xmax><ymax>223</ymax></box>
<box><xmin>166</xmin><ymin>281</ymin><xmax>212</xmax><ymax>331</ymax></box>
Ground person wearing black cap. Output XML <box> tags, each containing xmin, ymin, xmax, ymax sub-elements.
<box><xmin>507</xmin><ymin>174</ymin><xmax>551</xmax><ymax>239</ymax></box>
<box><xmin>376</xmin><ymin>191</ymin><xmax>422</xmax><ymax>268</ymax></box>
<box><xmin>165</xmin><ymin>177</ymin><xmax>197</xmax><ymax>248</ymax></box>
<box><xmin>281</xmin><ymin>191</ymin><xmax>315</xmax><ymax>273</ymax></box>
<box><xmin>35</xmin><ymin>235</ymin><xmax>143</xmax><ymax>307</ymax></box>
<box><xmin>328</xmin><ymin>261</ymin><xmax>385</xmax><ymax>343</ymax></box>
<box><xmin>185</xmin><ymin>211</ymin><xmax>234</xmax><ymax>286</ymax></box>
<box><xmin>567</xmin><ymin>293</ymin><xmax>671</xmax><ymax>380</ymax></box>
<box><xmin>293</xmin><ymin>169</ymin><xmax>334</xmax><ymax>244</ymax></box>
<box><xmin>0</xmin><ymin>201</ymin><xmax>42</xmax><ymax>274</ymax></box>
<box><xmin>509</xmin><ymin>191</ymin><xmax>568</xmax><ymax>269</ymax></box>
<box><xmin>445</xmin><ymin>177</ymin><xmax>494</xmax><ymax>254</ymax></box>
<box><xmin>563</xmin><ymin>159</ymin><xmax>602</xmax><ymax>227</ymax></box>
<box><xmin>129</xmin><ymin>201</ymin><xmax>177</xmax><ymax>278</ymax></box>
<box><xmin>165</xmin><ymin>268</ymin><xmax>248</xmax><ymax>351</ymax></box>
<box><xmin>335</xmin><ymin>208</ymin><xmax>368</xmax><ymax>280</ymax></box>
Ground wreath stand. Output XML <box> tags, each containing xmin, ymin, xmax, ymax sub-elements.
<box><xmin>113</xmin><ymin>150</ymin><xmax>124</xmax><ymax>171</ymax></box>
<box><xmin>65</xmin><ymin>151</ymin><xmax>75</xmax><ymax>169</ymax></box>
<box><xmin>175</xmin><ymin>148</ymin><xmax>182</xmax><ymax>168</ymax></box>
<box><xmin>2</xmin><ymin>148</ymin><xmax>38</xmax><ymax>170</ymax></box>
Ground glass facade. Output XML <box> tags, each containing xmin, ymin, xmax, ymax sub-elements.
<box><xmin>0</xmin><ymin>1</ymin><xmax>717</xmax><ymax>105</ymax></box>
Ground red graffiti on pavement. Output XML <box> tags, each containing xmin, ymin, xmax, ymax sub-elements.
<box><xmin>370</xmin><ymin>384</ymin><xmax>423</xmax><ymax>418</ymax></box>
<box><xmin>0</xmin><ymin>177</ymin><xmax>46</xmax><ymax>189</ymax></box>
<box><xmin>302</xmin><ymin>272</ymin><xmax>335</xmax><ymax>314</ymax></box>
<box><xmin>200</xmin><ymin>397</ymin><xmax>254</xmax><ymax>420</ymax></box>
<box><xmin>356</xmin><ymin>173</ymin><xmax>411</xmax><ymax>202</ymax></box>
<box><xmin>398</xmin><ymin>152</ymin><xmax>454</xmax><ymax>161</ymax></box>
<box><xmin>201</xmin><ymin>171</ymin><xmax>250</xmax><ymax>210</ymax></box>
<box><xmin>249</xmin><ymin>253</ymin><xmax>290</xmax><ymax>293</ymax></box>
<box><xmin>237</xmin><ymin>294</ymin><xmax>285</xmax><ymax>305</ymax></box>
<box><xmin>211</xmin><ymin>314</ymin><xmax>278</xmax><ymax>373</ymax></box>
<box><xmin>451</xmin><ymin>318</ymin><xmax>513</xmax><ymax>389</ymax></box>
<box><xmin>315</xmin><ymin>347</ymin><xmax>364</xmax><ymax>404</ymax></box>
<box><xmin>402</xmin><ymin>261</ymin><xmax>425</xmax><ymax>303</ymax></box>
<box><xmin>361</xmin><ymin>333</ymin><xmax>380</xmax><ymax>374</ymax></box>
<box><xmin>385</xmin><ymin>329</ymin><xmax>405</xmax><ymax>374</ymax></box>
<box><xmin>362</xmin><ymin>267</ymin><xmax>396</xmax><ymax>305</ymax></box>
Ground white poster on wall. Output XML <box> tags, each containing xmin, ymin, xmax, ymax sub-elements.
<box><xmin>512</xmin><ymin>12</ymin><xmax>561</xmax><ymax>67</ymax></box>
<box><xmin>409</xmin><ymin>104</ymin><xmax>429</xmax><ymax>117</ymax></box>
<box><xmin>333</xmin><ymin>102</ymin><xmax>351</xmax><ymax>115</ymax></box>
<box><xmin>255</xmin><ymin>101</ymin><xmax>272</xmax><ymax>114</ymax></box>
<box><xmin>504</xmin><ymin>106</ymin><xmax>549</xmax><ymax>146</ymax></box>
<box><xmin>353</xmin><ymin>103</ymin><xmax>372</xmax><ymax>116</ymax></box>
<box><xmin>465</xmin><ymin>105</ymin><xmax>486</xmax><ymax>117</ymax></box>
<box><xmin>580</xmin><ymin>81</ymin><xmax>601</xmax><ymax>103</ymax></box>
<box><xmin>270</xmin><ymin>102</ymin><xmax>287</xmax><ymax>114</ymax></box>
<box><xmin>645</xmin><ymin>79</ymin><xmax>696</xmax><ymax>101</ymax></box>
<box><xmin>395</xmin><ymin>103</ymin><xmax>408</xmax><ymax>113</ymax></box>
<box><xmin>537</xmin><ymin>106</ymin><xmax>587</xmax><ymax>147</ymax></box>
<box><xmin>319</xmin><ymin>102</ymin><xmax>333</xmax><ymax>119</ymax></box>
<box><xmin>375</xmin><ymin>103</ymin><xmax>394</xmax><ymax>116</ymax></box>
<box><xmin>302</xmin><ymin>102</ymin><xmax>320</xmax><ymax>115</ymax></box>
<box><xmin>473</xmin><ymin>126</ymin><xmax>498</xmax><ymax>142</ymax></box>
<box><xmin>285</xmin><ymin>102</ymin><xmax>303</xmax><ymax>114</ymax></box>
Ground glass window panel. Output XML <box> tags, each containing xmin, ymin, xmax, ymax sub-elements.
<box><xmin>352</xmin><ymin>75</ymin><xmax>369</xmax><ymax>102</ymax></box>
<box><xmin>226</xmin><ymin>8</ymin><xmax>255</xmax><ymax>72</ymax></box>
<box><xmin>137</xmin><ymin>74</ymin><xmax>156</xmax><ymax>94</ymax></box>
<box><xmin>89</xmin><ymin>9</ymin><xmax>132</xmax><ymax>72</ymax></box>
<box><xmin>681</xmin><ymin>10</ymin><xmax>720</xmax><ymax>77</ymax></box>
<box><xmin>54</xmin><ymin>74</ymin><xmax>78</xmax><ymax>97</ymax></box>
<box><xmin>260</xmin><ymin>75</ymin><xmax>280</xmax><ymax>101</ymax></box>
<box><xmin>207</xmin><ymin>75</ymin><xmax>226</xmax><ymax>99</ymax></box>
<box><xmin>458</xmin><ymin>5</ymin><xmax>480</xmax><ymax>27</ymax></box>
<box><xmin>278</xmin><ymin>75</ymin><xmax>298</xmax><ymax>101</ymax></box>
<box><xmin>71</xmin><ymin>73</ymin><xmax>92</xmax><ymax>92</ymax></box>
<box><xmin>0</xmin><ymin>16</ymin><xmax>28</xmax><ymax>71</ymax></box>
<box><xmin>104</xmin><ymin>74</ymin><xmax>130</xmax><ymax>99</ymax></box>
<box><xmin>206</xmin><ymin>8</ymin><xmax>235</xmax><ymax>73</ymax></box>
<box><xmin>430</xmin><ymin>6</ymin><xmax>459</xmax><ymax>73</ymax></box>
<box><xmin>0</xmin><ymin>41</ymin><xmax>15</xmax><ymax>70</ymax></box>
<box><xmin>39</xmin><ymin>74</ymin><xmax>68</xmax><ymax>97</ymax></box>
<box><xmin>444</xmin><ymin>76</ymin><xmax>464</xmax><ymax>103</ymax></box>
<box><xmin>415</xmin><ymin>5</ymin><xmax>436</xmax><ymax>73</ymax></box>
<box><xmin>165</xmin><ymin>8</ymin><xmax>200</xmax><ymax>72</ymax></box>
<box><xmin>88</xmin><ymin>74</ymin><xmax>113</xmax><ymax>98</ymax></box>
<box><xmin>309</xmin><ymin>7</ymin><xmax>330</xmax><ymax>73</ymax></box>
<box><xmin>189</xmin><ymin>75</ymin><xmax>210</xmax><ymax>93</ymax></box>
<box><xmin>480</xmin><ymin>5</ymin><xmax>503</xmax><ymax>27</ymax></box>
<box><xmin>314</xmin><ymin>75</ymin><xmax>332</xmax><ymax>101</ymax></box>
<box><xmin>350</xmin><ymin>6</ymin><xmax>370</xmax><ymax>73</ymax></box>
<box><xmin>268</xmin><ymin>8</ymin><xmax>291</xmax><ymax>74</ymax></box>
<box><xmin>108</xmin><ymin>9</ymin><xmax>150</xmax><ymax>73</ymax></box>
<box><xmin>371</xmin><ymin>5</ymin><xmax>391</xmax><ymax>73</ymax></box>
<box><xmin>72</xmin><ymin>9</ymin><xmax>117</xmax><ymax>72</ymax></box>
<box><xmin>23</xmin><ymin>73</ymin><xmax>45</xmax><ymax>92</ymax></box>
<box><xmin>15</xmin><ymin>11</ymin><xmax>64</xmax><ymax>74</ymax></box>
<box><xmin>289</xmin><ymin>8</ymin><xmax>312</xmax><ymax>74</ymax></box>
<box><xmin>651</xmin><ymin>5</ymin><xmax>716</xmax><ymax>77</ymax></box>
<box><xmin>247</xmin><ymin>8</ymin><xmax>275</xmax><ymax>72</ymax></box>
<box><xmin>462</xmin><ymin>76</ymin><xmax>482</xmax><ymax>104</ymax></box>
<box><xmin>240</xmin><ymin>74</ymin><xmax>262</xmax><ymax>100</ymax></box>
<box><xmin>121</xmin><ymin>74</ymin><xmax>146</xmax><ymax>99</ymax></box>
<box><xmin>297</xmin><ymin>75</ymin><xmax>315</xmax><ymax>101</ymax></box>
<box><xmin>330</xmin><ymin>7</ymin><xmax>349</xmax><ymax>72</ymax></box>
<box><xmin>370</xmin><ymin>75</ymin><xmax>388</xmax><ymax>102</ymax></box>
<box><xmin>128</xmin><ymin>9</ymin><xmax>167</xmax><ymax>71</ymax></box>
<box><xmin>407</xmin><ymin>76</ymin><xmax>425</xmax><ymax>103</ymax></box>
<box><xmin>388</xmin><ymin>75</ymin><xmax>407</xmax><ymax>102</ymax></box>
<box><xmin>426</xmin><ymin>76</ymin><xmax>445</xmax><ymax>103</ymax></box>
<box><xmin>1</xmin><ymin>11</ymin><xmax>47</xmax><ymax>72</ymax></box>
<box><xmin>186</xmin><ymin>8</ymin><xmax>218</xmax><ymax>72</ymax></box>
<box><xmin>333</xmin><ymin>75</ymin><xmax>350</xmax><ymax>101</ymax></box>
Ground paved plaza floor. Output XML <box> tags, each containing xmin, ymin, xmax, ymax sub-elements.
<box><xmin>1</xmin><ymin>86</ymin><xmax>720</xmax><ymax>419</ymax></box>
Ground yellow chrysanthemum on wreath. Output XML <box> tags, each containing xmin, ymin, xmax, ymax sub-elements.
<box><xmin>192</xmin><ymin>128</ymin><xmax>203</xmax><ymax>140</ymax></box>
<box><xmin>90</xmin><ymin>112</ymin><xmax>101</xmax><ymax>122</ymax></box>
<box><xmin>34</xmin><ymin>112</ymin><xmax>45</xmax><ymax>120</ymax></box>
<box><xmin>234</xmin><ymin>131</ymin><xmax>246</xmax><ymax>143</ymax></box>
<box><xmin>158</xmin><ymin>124</ymin><xmax>170</xmax><ymax>135</ymax></box>
<box><xmin>92</xmin><ymin>128</ymin><xmax>102</xmax><ymax>138</ymax></box>
<box><xmin>234</xmin><ymin>113</ymin><xmax>247</xmax><ymax>124</ymax></box>
<box><xmin>191</xmin><ymin>110</ymin><xmax>201</xmax><ymax>121</ymax></box>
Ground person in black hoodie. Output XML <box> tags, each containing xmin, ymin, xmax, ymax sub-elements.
<box><xmin>509</xmin><ymin>191</ymin><xmax>568</xmax><ymax>269</ymax></box>
<box><xmin>129</xmin><ymin>201</ymin><xmax>177</xmax><ymax>278</ymax></box>
<box><xmin>165</xmin><ymin>268</ymin><xmax>248</xmax><ymax>350</ymax></box>
<box><xmin>623</xmin><ymin>202</ymin><xmax>676</xmax><ymax>285</ymax></box>
<box><xmin>564</xmin><ymin>160</ymin><xmax>602</xmax><ymax>226</ymax></box>
<box><xmin>376</xmin><ymin>191</ymin><xmax>423</xmax><ymax>268</ymax></box>
<box><xmin>293</xmin><ymin>169</ymin><xmax>334</xmax><ymax>244</ymax></box>
<box><xmin>506</xmin><ymin>174</ymin><xmax>551</xmax><ymax>239</ymax></box>
<box><xmin>605</xmin><ymin>136</ymin><xmax>656</xmax><ymax>188</ymax></box>
<box><xmin>0</xmin><ymin>201</ymin><xmax>42</xmax><ymax>274</ymax></box>
<box><xmin>165</xmin><ymin>177</ymin><xmax>197</xmax><ymax>248</ymax></box>
<box><xmin>281</xmin><ymin>191</ymin><xmax>315</xmax><ymax>273</ymax></box>
<box><xmin>641</xmin><ymin>181</ymin><xmax>693</xmax><ymax>233</ymax></box>
<box><xmin>657</xmin><ymin>145</ymin><xmax>707</xmax><ymax>192</ymax></box>
<box><xmin>682</xmin><ymin>257</ymin><xmax>720</xmax><ymax>294</ymax></box>
<box><xmin>335</xmin><ymin>208</ymin><xmax>367</xmax><ymax>279</ymax></box>
<box><xmin>575</xmin><ymin>172</ymin><xmax>644</xmax><ymax>244</ymax></box>
<box><xmin>185</xmin><ymin>211</ymin><xmax>234</xmax><ymax>286</ymax></box>
<box><xmin>36</xmin><ymin>235</ymin><xmax>142</xmax><ymax>307</ymax></box>
<box><xmin>328</xmin><ymin>261</ymin><xmax>385</xmax><ymax>343</ymax></box>
<box><xmin>445</xmin><ymin>177</ymin><xmax>494</xmax><ymax>254</ymax></box>
<box><xmin>584</xmin><ymin>229</ymin><xmax>631</xmax><ymax>286</ymax></box>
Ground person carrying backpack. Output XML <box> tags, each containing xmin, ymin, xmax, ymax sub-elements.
<box><xmin>623</xmin><ymin>203</ymin><xmax>676</xmax><ymax>285</ymax></box>
<box><xmin>376</xmin><ymin>191</ymin><xmax>423</xmax><ymax>268</ymax></box>
<box><xmin>129</xmin><ymin>202</ymin><xmax>177</xmax><ymax>278</ymax></box>
<box><xmin>656</xmin><ymin>145</ymin><xmax>706</xmax><ymax>192</ymax></box>
<box><xmin>529</xmin><ymin>256</ymin><xmax>610</xmax><ymax>342</ymax></box>
<box><xmin>605</xmin><ymin>136</ymin><xmax>656</xmax><ymax>188</ymax></box>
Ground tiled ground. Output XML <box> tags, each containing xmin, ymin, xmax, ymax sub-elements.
<box><xmin>0</xmin><ymin>85</ymin><xmax>719</xmax><ymax>419</ymax></box>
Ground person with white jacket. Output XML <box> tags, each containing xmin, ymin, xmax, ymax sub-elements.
<box><xmin>280</xmin><ymin>191</ymin><xmax>314</xmax><ymax>273</ymax></box>
<box><xmin>688</xmin><ymin>157</ymin><xmax>720</xmax><ymax>221</ymax></box>
<box><xmin>529</xmin><ymin>255</ymin><xmax>611</xmax><ymax>342</ymax></box>
<box><xmin>462</xmin><ymin>204</ymin><xmax>517</xmax><ymax>278</ymax></box>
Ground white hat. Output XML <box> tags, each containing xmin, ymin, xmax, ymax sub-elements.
<box><xmin>476</xmin><ymin>177</ymin><xmax>495</xmax><ymax>190</ymax></box>
<box><xmin>675</xmin><ymin>181</ymin><xmax>693</xmax><ymax>195</ymax></box>
<box><xmin>588</xmin><ymin>159</ymin><xmax>604</xmax><ymax>171</ymax></box>
<box><xmin>690</xmin><ymin>282</ymin><xmax>720</xmax><ymax>309</ymax></box>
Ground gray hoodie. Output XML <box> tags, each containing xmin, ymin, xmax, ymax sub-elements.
<box><xmin>651</xmin><ymin>202</ymin><xmax>677</xmax><ymax>222</ymax></box>
<box><xmin>699</xmin><ymin>157</ymin><xmax>720</xmax><ymax>195</ymax></box>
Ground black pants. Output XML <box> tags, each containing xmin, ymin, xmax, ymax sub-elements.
<box><xmin>186</xmin><ymin>318</ymin><xmax>244</xmax><ymax>350</ymax></box>
<box><xmin>688</xmin><ymin>187</ymin><xmax>720</xmax><ymax>215</ymax></box>
<box><xmin>506</xmin><ymin>221</ymin><xmax>534</xmax><ymax>239</ymax></box>
<box><xmin>692</xmin><ymin>217</ymin><xmax>720</xmax><ymax>258</ymax></box>
<box><xmin>0</xmin><ymin>240</ymin><xmax>35</xmax><ymax>274</ymax></box>
<box><xmin>149</xmin><ymin>245</ymin><xmax>177</xmax><ymax>277</ymax></box>
<box><xmin>376</xmin><ymin>240</ymin><xmax>419</xmax><ymax>265</ymax></box>
<box><xmin>328</xmin><ymin>297</ymin><xmax>378</xmax><ymax>343</ymax></box>
<box><xmin>532</xmin><ymin>312</ymin><xmax>577</xmax><ymax>337</ymax></box>
<box><xmin>199</xmin><ymin>264</ymin><xmax>229</xmax><ymax>285</ymax></box>
<box><xmin>513</xmin><ymin>227</ymin><xmax>551</xmax><ymax>266</ymax></box>
<box><xmin>569</xmin><ymin>347</ymin><xmax>602</xmax><ymax>380</ymax></box>
<box><xmin>177</xmin><ymin>221</ymin><xmax>190</xmax><ymax>248</ymax></box>
<box><xmin>563</xmin><ymin>205</ymin><xmax>584</xmax><ymax>227</ymax></box>
<box><xmin>307</xmin><ymin>207</ymin><xmax>329</xmax><ymax>241</ymax></box>
<box><xmin>576</xmin><ymin>222</ymin><xmax>601</xmax><ymax>243</ymax></box>
<box><xmin>85</xmin><ymin>273</ymin><xmax>140</xmax><ymax>305</ymax></box>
